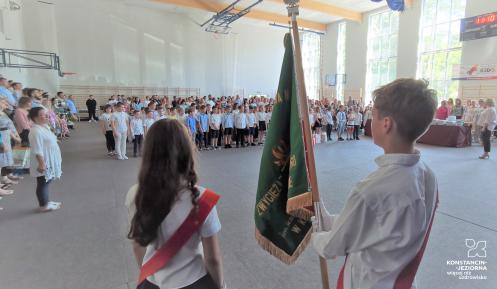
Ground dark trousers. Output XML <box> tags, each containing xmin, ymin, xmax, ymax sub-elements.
<box><xmin>203</xmin><ymin>131</ymin><xmax>209</xmax><ymax>148</ymax></box>
<box><xmin>36</xmin><ymin>176</ymin><xmax>51</xmax><ymax>207</ymax></box>
<box><xmin>326</xmin><ymin>124</ymin><xmax>333</xmax><ymax>140</ymax></box>
<box><xmin>133</xmin><ymin>135</ymin><xmax>143</xmax><ymax>155</ymax></box>
<box><xmin>20</xmin><ymin>129</ymin><xmax>30</xmax><ymax>147</ymax></box>
<box><xmin>482</xmin><ymin>128</ymin><xmax>491</xmax><ymax>153</ymax></box>
<box><xmin>88</xmin><ymin>110</ymin><xmax>98</xmax><ymax>121</ymax></box>
<box><xmin>196</xmin><ymin>132</ymin><xmax>208</xmax><ymax>148</ymax></box>
<box><xmin>353</xmin><ymin>125</ymin><xmax>360</xmax><ymax>139</ymax></box>
<box><xmin>138</xmin><ymin>274</ymin><xmax>217</xmax><ymax>289</ymax></box>
<box><xmin>105</xmin><ymin>131</ymin><xmax>116</xmax><ymax>152</ymax></box>
<box><xmin>236</xmin><ymin>128</ymin><xmax>245</xmax><ymax>146</ymax></box>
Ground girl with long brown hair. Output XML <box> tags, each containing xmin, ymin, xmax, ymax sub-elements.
<box><xmin>126</xmin><ymin>119</ymin><xmax>224</xmax><ymax>289</ymax></box>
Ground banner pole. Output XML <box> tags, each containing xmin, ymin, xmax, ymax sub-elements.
<box><xmin>287</xmin><ymin>3</ymin><xmax>330</xmax><ymax>289</ymax></box>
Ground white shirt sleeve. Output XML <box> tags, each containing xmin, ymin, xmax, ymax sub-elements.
<box><xmin>29</xmin><ymin>129</ymin><xmax>44</xmax><ymax>157</ymax></box>
<box><xmin>312</xmin><ymin>191</ymin><xmax>428</xmax><ymax>260</ymax></box>
<box><xmin>200</xmin><ymin>206</ymin><xmax>222</xmax><ymax>238</ymax></box>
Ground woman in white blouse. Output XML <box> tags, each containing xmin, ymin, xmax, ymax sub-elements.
<box><xmin>478</xmin><ymin>98</ymin><xmax>497</xmax><ymax>159</ymax></box>
<box><xmin>28</xmin><ymin>107</ymin><xmax>63</xmax><ymax>212</ymax></box>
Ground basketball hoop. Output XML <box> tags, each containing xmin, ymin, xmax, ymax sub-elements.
<box><xmin>61</xmin><ymin>72</ymin><xmax>77</xmax><ymax>77</ymax></box>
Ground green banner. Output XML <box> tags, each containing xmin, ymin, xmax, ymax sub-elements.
<box><xmin>255</xmin><ymin>33</ymin><xmax>313</xmax><ymax>264</ymax></box>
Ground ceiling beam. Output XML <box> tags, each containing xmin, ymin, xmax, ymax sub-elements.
<box><xmin>267</xmin><ymin>0</ymin><xmax>362</xmax><ymax>22</ymax></box>
<box><xmin>152</xmin><ymin>0</ymin><xmax>327</xmax><ymax>31</ymax></box>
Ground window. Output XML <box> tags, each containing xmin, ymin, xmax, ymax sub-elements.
<box><xmin>365</xmin><ymin>10</ymin><xmax>399</xmax><ymax>103</ymax></box>
<box><xmin>336</xmin><ymin>22</ymin><xmax>346</xmax><ymax>101</ymax></box>
<box><xmin>302</xmin><ymin>32</ymin><xmax>321</xmax><ymax>100</ymax></box>
<box><xmin>417</xmin><ymin>0</ymin><xmax>466</xmax><ymax>101</ymax></box>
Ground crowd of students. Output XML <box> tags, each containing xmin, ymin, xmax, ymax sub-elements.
<box><xmin>0</xmin><ymin>76</ymin><xmax>65</xmax><ymax>212</ymax></box>
<box><xmin>97</xmin><ymin>94</ymin><xmax>374</xmax><ymax>160</ymax></box>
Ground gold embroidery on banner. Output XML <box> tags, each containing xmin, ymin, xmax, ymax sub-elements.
<box><xmin>256</xmin><ymin>180</ymin><xmax>283</xmax><ymax>216</ymax></box>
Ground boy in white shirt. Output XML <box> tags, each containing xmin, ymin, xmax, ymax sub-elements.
<box><xmin>130</xmin><ymin>110</ymin><xmax>144</xmax><ymax>157</ymax></box>
<box><xmin>111</xmin><ymin>102</ymin><xmax>131</xmax><ymax>160</ymax></box>
<box><xmin>312</xmin><ymin>79</ymin><xmax>439</xmax><ymax>289</ymax></box>
<box><xmin>256</xmin><ymin>105</ymin><xmax>267</xmax><ymax>145</ymax></box>
<box><xmin>247</xmin><ymin>107</ymin><xmax>257</xmax><ymax>146</ymax></box>
<box><xmin>234</xmin><ymin>106</ymin><xmax>248</xmax><ymax>148</ymax></box>
<box><xmin>209</xmin><ymin>107</ymin><xmax>222</xmax><ymax>150</ymax></box>
<box><xmin>143</xmin><ymin>109</ymin><xmax>156</xmax><ymax>136</ymax></box>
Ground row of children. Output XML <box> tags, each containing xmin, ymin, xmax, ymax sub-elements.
<box><xmin>309</xmin><ymin>104</ymin><xmax>369</xmax><ymax>142</ymax></box>
<box><xmin>99</xmin><ymin>101</ymin><xmax>274</xmax><ymax>159</ymax></box>
<box><xmin>182</xmin><ymin>105</ymin><xmax>271</xmax><ymax>150</ymax></box>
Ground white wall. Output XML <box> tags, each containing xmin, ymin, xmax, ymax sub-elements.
<box><xmin>0</xmin><ymin>0</ymin><xmax>286</xmax><ymax>97</ymax></box>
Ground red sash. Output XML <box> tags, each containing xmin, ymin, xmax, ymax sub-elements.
<box><xmin>337</xmin><ymin>191</ymin><xmax>439</xmax><ymax>289</ymax></box>
<box><xmin>137</xmin><ymin>189</ymin><xmax>220</xmax><ymax>285</ymax></box>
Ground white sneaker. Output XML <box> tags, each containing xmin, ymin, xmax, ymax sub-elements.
<box><xmin>123</xmin><ymin>156</ymin><xmax>129</xmax><ymax>160</ymax></box>
<box><xmin>48</xmin><ymin>201</ymin><xmax>62</xmax><ymax>208</ymax></box>
<box><xmin>39</xmin><ymin>202</ymin><xmax>60</xmax><ymax>212</ymax></box>
<box><xmin>117</xmin><ymin>156</ymin><xmax>124</xmax><ymax>160</ymax></box>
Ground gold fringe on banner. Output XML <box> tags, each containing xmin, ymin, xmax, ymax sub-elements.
<box><xmin>255</xmin><ymin>228</ymin><xmax>312</xmax><ymax>265</ymax></box>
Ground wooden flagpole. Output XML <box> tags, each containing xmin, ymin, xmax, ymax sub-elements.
<box><xmin>286</xmin><ymin>2</ymin><xmax>330</xmax><ymax>289</ymax></box>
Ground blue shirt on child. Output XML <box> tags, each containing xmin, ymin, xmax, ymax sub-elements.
<box><xmin>66</xmin><ymin>99</ymin><xmax>78</xmax><ymax>114</ymax></box>
<box><xmin>186</xmin><ymin>115</ymin><xmax>197</xmax><ymax>134</ymax></box>
<box><xmin>222</xmin><ymin>113</ymin><xmax>234</xmax><ymax>128</ymax></box>
<box><xmin>199</xmin><ymin>113</ymin><xmax>209</xmax><ymax>132</ymax></box>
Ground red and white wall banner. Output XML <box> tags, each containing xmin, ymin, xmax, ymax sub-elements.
<box><xmin>452</xmin><ymin>64</ymin><xmax>497</xmax><ymax>80</ymax></box>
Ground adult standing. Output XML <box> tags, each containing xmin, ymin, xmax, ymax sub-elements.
<box><xmin>478</xmin><ymin>99</ymin><xmax>497</xmax><ymax>159</ymax></box>
<box><xmin>347</xmin><ymin>96</ymin><xmax>353</xmax><ymax>107</ymax></box>
<box><xmin>0</xmin><ymin>100</ymin><xmax>20</xmax><ymax>196</ymax></box>
<box><xmin>11</xmin><ymin>82</ymin><xmax>23</xmax><ymax>103</ymax></box>
<box><xmin>451</xmin><ymin>98</ymin><xmax>465</xmax><ymax>119</ymax></box>
<box><xmin>0</xmin><ymin>77</ymin><xmax>16</xmax><ymax>116</ymax></box>
<box><xmin>28</xmin><ymin>107</ymin><xmax>63</xmax><ymax>212</ymax></box>
<box><xmin>353</xmin><ymin>106</ymin><xmax>362</xmax><ymax>140</ymax></box>
<box><xmin>29</xmin><ymin>89</ymin><xmax>45</xmax><ymax>109</ymax></box>
<box><xmin>14</xmin><ymin>96</ymin><xmax>32</xmax><ymax>147</ymax></box>
<box><xmin>66</xmin><ymin>95</ymin><xmax>79</xmax><ymax>122</ymax></box>
<box><xmin>86</xmin><ymin>95</ymin><xmax>98</xmax><ymax>122</ymax></box>
<box><xmin>435</xmin><ymin>100</ymin><xmax>449</xmax><ymax>120</ymax></box>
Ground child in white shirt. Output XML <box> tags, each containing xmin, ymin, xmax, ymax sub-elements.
<box><xmin>346</xmin><ymin>108</ymin><xmax>355</xmax><ymax>141</ymax></box>
<box><xmin>111</xmin><ymin>102</ymin><xmax>130</xmax><ymax>160</ymax></box>
<box><xmin>312</xmin><ymin>79</ymin><xmax>439</xmax><ymax>289</ymax></box>
<box><xmin>209</xmin><ymin>107</ymin><xmax>222</xmax><ymax>150</ymax></box>
<box><xmin>100</xmin><ymin>104</ymin><xmax>115</xmax><ymax>156</ymax></box>
<box><xmin>130</xmin><ymin>110</ymin><xmax>144</xmax><ymax>157</ymax></box>
<box><xmin>247</xmin><ymin>107</ymin><xmax>257</xmax><ymax>146</ymax></box>
<box><xmin>256</xmin><ymin>105</ymin><xmax>267</xmax><ymax>145</ymax></box>
<box><xmin>143</xmin><ymin>109</ymin><xmax>156</xmax><ymax>136</ymax></box>
<box><xmin>234</xmin><ymin>106</ymin><xmax>248</xmax><ymax>148</ymax></box>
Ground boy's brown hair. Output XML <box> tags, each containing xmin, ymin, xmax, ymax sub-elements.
<box><xmin>373</xmin><ymin>78</ymin><xmax>437</xmax><ymax>143</ymax></box>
